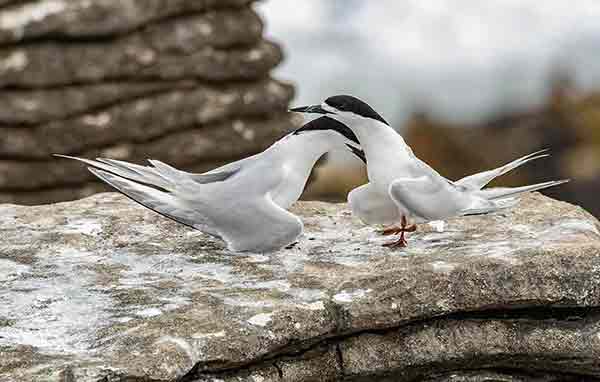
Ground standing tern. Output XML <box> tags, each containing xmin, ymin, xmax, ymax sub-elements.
<box><xmin>292</xmin><ymin>95</ymin><xmax>568</xmax><ymax>248</ymax></box>
<box><xmin>55</xmin><ymin>116</ymin><xmax>365</xmax><ymax>253</ymax></box>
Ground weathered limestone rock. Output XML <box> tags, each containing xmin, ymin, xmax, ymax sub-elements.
<box><xmin>0</xmin><ymin>79</ymin><xmax>294</xmax><ymax>158</ymax></box>
<box><xmin>0</xmin><ymin>39</ymin><xmax>281</xmax><ymax>88</ymax></box>
<box><xmin>0</xmin><ymin>8</ymin><xmax>269</xmax><ymax>87</ymax></box>
<box><xmin>0</xmin><ymin>81</ymin><xmax>196</xmax><ymax>125</ymax></box>
<box><xmin>0</xmin><ymin>114</ymin><xmax>294</xmax><ymax>190</ymax></box>
<box><xmin>0</xmin><ymin>0</ymin><xmax>254</xmax><ymax>45</ymax></box>
<box><xmin>1</xmin><ymin>193</ymin><xmax>599</xmax><ymax>381</ymax></box>
<box><xmin>0</xmin><ymin>182</ymin><xmax>106</xmax><ymax>205</ymax></box>
<box><xmin>0</xmin><ymin>1</ymin><xmax>295</xmax><ymax>204</ymax></box>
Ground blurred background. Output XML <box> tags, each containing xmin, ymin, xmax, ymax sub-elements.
<box><xmin>0</xmin><ymin>0</ymin><xmax>598</xmax><ymax>217</ymax></box>
<box><xmin>259</xmin><ymin>0</ymin><xmax>600</xmax><ymax>217</ymax></box>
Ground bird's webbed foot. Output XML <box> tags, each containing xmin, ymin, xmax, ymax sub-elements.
<box><xmin>382</xmin><ymin>236</ymin><xmax>408</xmax><ymax>248</ymax></box>
<box><xmin>381</xmin><ymin>216</ymin><xmax>415</xmax><ymax>248</ymax></box>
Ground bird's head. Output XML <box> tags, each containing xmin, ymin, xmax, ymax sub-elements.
<box><xmin>291</xmin><ymin>95</ymin><xmax>389</xmax><ymax>128</ymax></box>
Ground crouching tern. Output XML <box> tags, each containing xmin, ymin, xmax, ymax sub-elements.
<box><xmin>55</xmin><ymin>116</ymin><xmax>365</xmax><ymax>253</ymax></box>
<box><xmin>292</xmin><ymin>95</ymin><xmax>568</xmax><ymax>248</ymax></box>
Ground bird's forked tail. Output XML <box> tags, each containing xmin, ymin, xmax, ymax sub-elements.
<box><xmin>476</xmin><ymin>179</ymin><xmax>570</xmax><ymax>201</ymax></box>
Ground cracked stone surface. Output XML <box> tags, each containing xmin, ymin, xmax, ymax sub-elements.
<box><xmin>1</xmin><ymin>193</ymin><xmax>599</xmax><ymax>381</ymax></box>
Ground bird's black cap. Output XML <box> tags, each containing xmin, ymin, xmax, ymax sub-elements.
<box><xmin>324</xmin><ymin>95</ymin><xmax>389</xmax><ymax>126</ymax></box>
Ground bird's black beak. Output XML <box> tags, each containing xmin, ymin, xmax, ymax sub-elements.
<box><xmin>290</xmin><ymin>105</ymin><xmax>332</xmax><ymax>114</ymax></box>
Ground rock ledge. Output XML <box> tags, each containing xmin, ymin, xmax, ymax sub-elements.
<box><xmin>1</xmin><ymin>193</ymin><xmax>599</xmax><ymax>381</ymax></box>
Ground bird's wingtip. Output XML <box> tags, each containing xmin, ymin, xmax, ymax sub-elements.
<box><xmin>53</xmin><ymin>154</ymin><xmax>76</xmax><ymax>160</ymax></box>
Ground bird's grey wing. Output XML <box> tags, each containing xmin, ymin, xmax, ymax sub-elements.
<box><xmin>460</xmin><ymin>198</ymin><xmax>520</xmax><ymax>216</ymax></box>
<box><xmin>455</xmin><ymin>149</ymin><xmax>550</xmax><ymax>190</ymax></box>
<box><xmin>213</xmin><ymin>195</ymin><xmax>303</xmax><ymax>253</ymax></box>
<box><xmin>348</xmin><ymin>183</ymin><xmax>400</xmax><ymax>225</ymax></box>
<box><xmin>56</xmin><ymin>155</ymin><xmax>239</xmax><ymax>190</ymax></box>
<box><xmin>57</xmin><ymin>155</ymin><xmax>300</xmax><ymax>252</ymax></box>
<box><xmin>204</xmin><ymin>154</ymin><xmax>260</xmax><ymax>174</ymax></box>
<box><xmin>55</xmin><ymin>155</ymin><xmax>173</xmax><ymax>190</ymax></box>
<box><xmin>87</xmin><ymin>168</ymin><xmax>220</xmax><ymax>237</ymax></box>
<box><xmin>172</xmin><ymin>154</ymin><xmax>261</xmax><ymax>184</ymax></box>
<box><xmin>388</xmin><ymin>176</ymin><xmax>467</xmax><ymax>222</ymax></box>
<box><xmin>147</xmin><ymin>159</ymin><xmax>239</xmax><ymax>185</ymax></box>
<box><xmin>474</xmin><ymin>179</ymin><xmax>570</xmax><ymax>200</ymax></box>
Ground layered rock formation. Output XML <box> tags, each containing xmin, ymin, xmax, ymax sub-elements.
<box><xmin>1</xmin><ymin>192</ymin><xmax>599</xmax><ymax>381</ymax></box>
<box><xmin>0</xmin><ymin>0</ymin><xmax>295</xmax><ymax>205</ymax></box>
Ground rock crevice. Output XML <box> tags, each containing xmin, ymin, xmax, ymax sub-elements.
<box><xmin>188</xmin><ymin>308</ymin><xmax>600</xmax><ymax>382</ymax></box>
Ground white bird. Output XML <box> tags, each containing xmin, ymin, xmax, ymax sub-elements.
<box><xmin>347</xmin><ymin>148</ymin><xmax>555</xmax><ymax>226</ymax></box>
<box><xmin>55</xmin><ymin>116</ymin><xmax>365</xmax><ymax>253</ymax></box>
<box><xmin>292</xmin><ymin>95</ymin><xmax>568</xmax><ymax>248</ymax></box>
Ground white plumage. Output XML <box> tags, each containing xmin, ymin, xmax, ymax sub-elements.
<box><xmin>292</xmin><ymin>95</ymin><xmax>568</xmax><ymax>247</ymax></box>
<box><xmin>56</xmin><ymin>117</ymin><xmax>363</xmax><ymax>253</ymax></box>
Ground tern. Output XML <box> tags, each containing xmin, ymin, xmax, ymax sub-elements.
<box><xmin>292</xmin><ymin>95</ymin><xmax>568</xmax><ymax>248</ymax></box>
<box><xmin>55</xmin><ymin>116</ymin><xmax>365</xmax><ymax>253</ymax></box>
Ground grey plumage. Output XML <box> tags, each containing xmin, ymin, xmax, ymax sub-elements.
<box><xmin>55</xmin><ymin>118</ymin><xmax>363</xmax><ymax>252</ymax></box>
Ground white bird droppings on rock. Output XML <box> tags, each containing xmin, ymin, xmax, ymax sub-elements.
<box><xmin>0</xmin><ymin>259</ymin><xmax>30</xmax><ymax>283</ymax></box>
<box><xmin>333</xmin><ymin>289</ymin><xmax>371</xmax><ymax>303</ymax></box>
<box><xmin>303</xmin><ymin>301</ymin><xmax>325</xmax><ymax>311</ymax></box>
<box><xmin>63</xmin><ymin>217</ymin><xmax>102</xmax><ymax>236</ymax></box>
<box><xmin>136</xmin><ymin>308</ymin><xmax>162</xmax><ymax>318</ymax></box>
<box><xmin>428</xmin><ymin>220</ymin><xmax>446</xmax><ymax>232</ymax></box>
<box><xmin>431</xmin><ymin>261</ymin><xmax>457</xmax><ymax>273</ymax></box>
<box><xmin>192</xmin><ymin>330</ymin><xmax>226</xmax><ymax>339</ymax></box>
<box><xmin>247</xmin><ymin>254</ymin><xmax>270</xmax><ymax>263</ymax></box>
<box><xmin>247</xmin><ymin>313</ymin><xmax>273</xmax><ymax>327</ymax></box>
<box><xmin>558</xmin><ymin>219</ymin><xmax>600</xmax><ymax>236</ymax></box>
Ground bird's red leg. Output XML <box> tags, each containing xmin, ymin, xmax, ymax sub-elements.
<box><xmin>383</xmin><ymin>216</ymin><xmax>414</xmax><ymax>248</ymax></box>
<box><xmin>379</xmin><ymin>222</ymin><xmax>417</xmax><ymax>236</ymax></box>
<box><xmin>404</xmin><ymin>224</ymin><xmax>417</xmax><ymax>233</ymax></box>
<box><xmin>380</xmin><ymin>224</ymin><xmax>403</xmax><ymax>236</ymax></box>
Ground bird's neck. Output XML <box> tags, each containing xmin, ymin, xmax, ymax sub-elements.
<box><xmin>344</xmin><ymin>118</ymin><xmax>412</xmax><ymax>160</ymax></box>
<box><xmin>339</xmin><ymin>118</ymin><xmax>418</xmax><ymax>193</ymax></box>
<box><xmin>276</xmin><ymin>131</ymin><xmax>333</xmax><ymax>164</ymax></box>
<box><xmin>264</xmin><ymin>132</ymin><xmax>335</xmax><ymax>208</ymax></box>
<box><xmin>266</xmin><ymin>132</ymin><xmax>336</xmax><ymax>182</ymax></box>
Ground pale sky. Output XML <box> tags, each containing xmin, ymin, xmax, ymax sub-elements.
<box><xmin>257</xmin><ymin>1</ymin><xmax>600</xmax><ymax>125</ymax></box>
